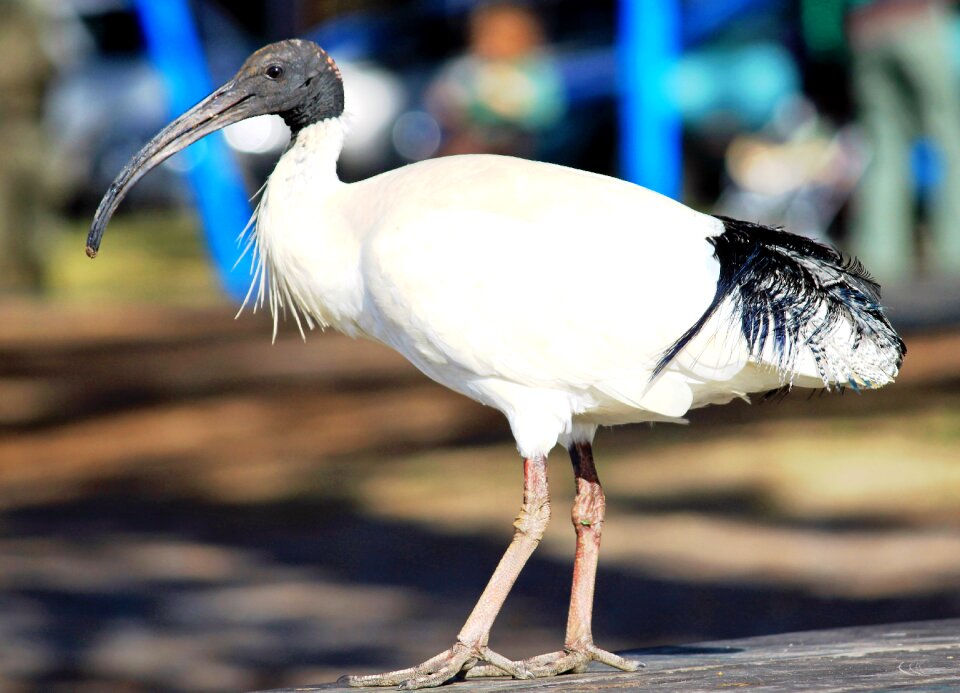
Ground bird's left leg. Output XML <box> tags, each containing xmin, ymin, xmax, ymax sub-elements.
<box><xmin>341</xmin><ymin>455</ymin><xmax>550</xmax><ymax>689</ymax></box>
<box><xmin>468</xmin><ymin>441</ymin><xmax>640</xmax><ymax>679</ymax></box>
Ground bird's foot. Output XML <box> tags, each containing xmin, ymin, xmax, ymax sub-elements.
<box><xmin>339</xmin><ymin>640</ymin><xmax>533</xmax><ymax>690</ymax></box>
<box><xmin>465</xmin><ymin>642</ymin><xmax>642</xmax><ymax>679</ymax></box>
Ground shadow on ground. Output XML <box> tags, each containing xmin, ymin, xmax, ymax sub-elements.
<box><xmin>2</xmin><ymin>489</ymin><xmax>958</xmax><ymax>692</ymax></box>
<box><xmin>2</xmin><ymin>307</ymin><xmax>959</xmax><ymax>692</ymax></box>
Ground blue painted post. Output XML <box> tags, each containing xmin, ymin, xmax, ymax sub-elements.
<box><xmin>617</xmin><ymin>0</ymin><xmax>682</xmax><ymax>199</ymax></box>
<box><xmin>133</xmin><ymin>0</ymin><xmax>253</xmax><ymax>300</ymax></box>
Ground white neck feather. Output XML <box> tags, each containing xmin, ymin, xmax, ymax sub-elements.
<box><xmin>238</xmin><ymin>117</ymin><xmax>363</xmax><ymax>339</ymax></box>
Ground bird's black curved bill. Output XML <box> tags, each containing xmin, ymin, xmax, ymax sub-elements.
<box><xmin>86</xmin><ymin>80</ymin><xmax>257</xmax><ymax>258</ymax></box>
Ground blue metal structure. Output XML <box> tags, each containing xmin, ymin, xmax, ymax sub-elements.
<box><xmin>617</xmin><ymin>0</ymin><xmax>682</xmax><ymax>199</ymax></box>
<box><xmin>132</xmin><ymin>0</ymin><xmax>776</xmax><ymax>282</ymax></box>
<box><xmin>134</xmin><ymin>0</ymin><xmax>253</xmax><ymax>300</ymax></box>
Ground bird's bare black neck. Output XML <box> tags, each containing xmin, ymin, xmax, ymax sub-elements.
<box><xmin>281</xmin><ymin>75</ymin><xmax>344</xmax><ymax>137</ymax></box>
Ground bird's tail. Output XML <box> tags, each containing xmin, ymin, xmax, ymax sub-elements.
<box><xmin>656</xmin><ymin>216</ymin><xmax>905</xmax><ymax>390</ymax></box>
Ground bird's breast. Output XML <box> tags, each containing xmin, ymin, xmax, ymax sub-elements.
<box><xmin>252</xmin><ymin>168</ymin><xmax>366</xmax><ymax>335</ymax></box>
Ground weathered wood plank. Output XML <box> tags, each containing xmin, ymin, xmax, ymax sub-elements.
<box><xmin>253</xmin><ymin>619</ymin><xmax>960</xmax><ymax>692</ymax></box>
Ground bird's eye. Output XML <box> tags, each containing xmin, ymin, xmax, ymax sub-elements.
<box><xmin>265</xmin><ymin>64</ymin><xmax>284</xmax><ymax>80</ymax></box>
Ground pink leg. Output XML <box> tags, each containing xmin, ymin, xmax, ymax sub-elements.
<box><xmin>468</xmin><ymin>442</ymin><xmax>640</xmax><ymax>679</ymax></box>
<box><xmin>342</xmin><ymin>456</ymin><xmax>550</xmax><ymax>689</ymax></box>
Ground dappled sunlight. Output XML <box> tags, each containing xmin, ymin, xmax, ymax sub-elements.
<box><xmin>602</xmin><ymin>410</ymin><xmax>960</xmax><ymax>523</ymax></box>
<box><xmin>1</xmin><ymin>302</ymin><xmax>958</xmax><ymax>691</ymax></box>
<box><xmin>353</xmin><ymin>410</ymin><xmax>960</xmax><ymax>600</ymax></box>
<box><xmin>594</xmin><ymin>515</ymin><xmax>960</xmax><ymax>598</ymax></box>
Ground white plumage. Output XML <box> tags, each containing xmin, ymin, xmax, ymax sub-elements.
<box><xmin>247</xmin><ymin>118</ymin><xmax>900</xmax><ymax>459</ymax></box>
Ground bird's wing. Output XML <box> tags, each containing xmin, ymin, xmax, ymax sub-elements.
<box><xmin>354</xmin><ymin>155</ymin><xmax>725</xmax><ymax>411</ymax></box>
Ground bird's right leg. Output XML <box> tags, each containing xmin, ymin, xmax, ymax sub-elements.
<box><xmin>341</xmin><ymin>455</ymin><xmax>551</xmax><ymax>690</ymax></box>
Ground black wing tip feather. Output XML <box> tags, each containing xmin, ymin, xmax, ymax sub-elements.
<box><xmin>654</xmin><ymin>215</ymin><xmax>905</xmax><ymax>380</ymax></box>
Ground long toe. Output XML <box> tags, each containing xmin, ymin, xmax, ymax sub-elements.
<box><xmin>341</xmin><ymin>649</ymin><xmax>452</xmax><ymax>688</ymax></box>
<box><xmin>341</xmin><ymin>643</ymin><xmax>526</xmax><ymax>689</ymax></box>
<box><xmin>587</xmin><ymin>643</ymin><xmax>642</xmax><ymax>672</ymax></box>
<box><xmin>466</xmin><ymin>643</ymin><xmax>643</xmax><ymax>680</ymax></box>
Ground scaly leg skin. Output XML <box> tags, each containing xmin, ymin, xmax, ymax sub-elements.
<box><xmin>340</xmin><ymin>456</ymin><xmax>550</xmax><ymax>690</ymax></box>
<box><xmin>468</xmin><ymin>441</ymin><xmax>641</xmax><ymax>679</ymax></box>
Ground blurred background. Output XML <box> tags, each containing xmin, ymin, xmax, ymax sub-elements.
<box><xmin>1</xmin><ymin>0</ymin><xmax>960</xmax><ymax>691</ymax></box>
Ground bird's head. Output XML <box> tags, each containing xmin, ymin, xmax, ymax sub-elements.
<box><xmin>86</xmin><ymin>39</ymin><xmax>343</xmax><ymax>258</ymax></box>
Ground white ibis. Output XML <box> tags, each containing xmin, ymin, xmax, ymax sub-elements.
<box><xmin>88</xmin><ymin>40</ymin><xmax>905</xmax><ymax>690</ymax></box>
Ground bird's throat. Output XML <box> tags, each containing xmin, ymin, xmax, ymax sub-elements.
<box><xmin>245</xmin><ymin>117</ymin><xmax>362</xmax><ymax>338</ymax></box>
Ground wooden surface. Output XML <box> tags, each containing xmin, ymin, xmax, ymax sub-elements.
<box><xmin>255</xmin><ymin>619</ymin><xmax>960</xmax><ymax>692</ymax></box>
